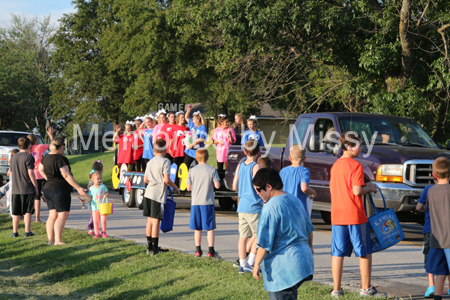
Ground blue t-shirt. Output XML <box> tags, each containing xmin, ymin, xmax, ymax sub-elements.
<box><xmin>257</xmin><ymin>193</ymin><xmax>314</xmax><ymax>292</ymax></box>
<box><xmin>88</xmin><ymin>183</ymin><xmax>108</xmax><ymax>211</ymax></box>
<box><xmin>142</xmin><ymin>129</ymin><xmax>154</xmax><ymax>160</ymax></box>
<box><xmin>280</xmin><ymin>165</ymin><xmax>311</xmax><ymax>213</ymax></box>
<box><xmin>418</xmin><ymin>185</ymin><xmax>432</xmax><ymax>234</ymax></box>
<box><xmin>185</xmin><ymin>119</ymin><xmax>207</xmax><ymax>159</ymax></box>
<box><xmin>241</xmin><ymin>129</ymin><xmax>265</xmax><ymax>147</ymax></box>
<box><xmin>237</xmin><ymin>161</ymin><xmax>263</xmax><ymax>214</ymax></box>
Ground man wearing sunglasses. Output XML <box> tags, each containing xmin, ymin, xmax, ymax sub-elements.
<box><xmin>252</xmin><ymin>168</ymin><xmax>314</xmax><ymax>300</ymax></box>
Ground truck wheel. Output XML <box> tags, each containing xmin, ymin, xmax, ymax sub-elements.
<box><xmin>219</xmin><ymin>198</ymin><xmax>234</xmax><ymax>210</ymax></box>
<box><xmin>122</xmin><ymin>188</ymin><xmax>136</xmax><ymax>207</ymax></box>
<box><xmin>364</xmin><ymin>196</ymin><xmax>375</xmax><ymax>218</ymax></box>
<box><xmin>135</xmin><ymin>189</ymin><xmax>144</xmax><ymax>210</ymax></box>
<box><xmin>320</xmin><ymin>211</ymin><xmax>332</xmax><ymax>225</ymax></box>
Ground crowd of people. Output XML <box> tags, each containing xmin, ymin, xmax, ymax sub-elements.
<box><xmin>3</xmin><ymin>106</ymin><xmax>450</xmax><ymax>300</ymax></box>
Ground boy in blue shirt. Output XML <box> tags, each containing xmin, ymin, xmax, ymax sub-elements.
<box><xmin>280</xmin><ymin>145</ymin><xmax>316</xmax><ymax>214</ymax></box>
<box><xmin>232</xmin><ymin>139</ymin><xmax>263</xmax><ymax>274</ymax></box>
<box><xmin>252</xmin><ymin>167</ymin><xmax>314</xmax><ymax>299</ymax></box>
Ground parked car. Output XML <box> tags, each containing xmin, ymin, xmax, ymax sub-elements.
<box><xmin>0</xmin><ymin>131</ymin><xmax>45</xmax><ymax>184</ymax></box>
<box><xmin>224</xmin><ymin>112</ymin><xmax>450</xmax><ymax>224</ymax></box>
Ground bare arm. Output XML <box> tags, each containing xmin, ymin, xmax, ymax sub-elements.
<box><xmin>144</xmin><ymin>175</ymin><xmax>149</xmax><ymax>184</ymax></box>
<box><xmin>214</xmin><ymin>181</ymin><xmax>221</xmax><ymax>189</ymax></box>
<box><xmin>185</xmin><ymin>105</ymin><xmax>192</xmax><ymax>119</ymax></box>
<box><xmin>416</xmin><ymin>202</ymin><xmax>425</xmax><ymax>212</ymax></box>
<box><xmin>353</xmin><ymin>182</ymin><xmax>377</xmax><ymax>196</ymax></box>
<box><xmin>186</xmin><ymin>184</ymin><xmax>192</xmax><ymax>192</ymax></box>
<box><xmin>309</xmin><ymin>232</ymin><xmax>314</xmax><ymax>254</ymax></box>
<box><xmin>232</xmin><ymin>164</ymin><xmax>241</xmax><ymax>191</ymax></box>
<box><xmin>252</xmin><ymin>247</ymin><xmax>268</xmax><ymax>280</ymax></box>
<box><xmin>60</xmin><ymin>165</ymin><xmax>87</xmax><ymax>197</ymax></box>
<box><xmin>252</xmin><ymin>163</ymin><xmax>261</xmax><ymax>177</ymax></box>
<box><xmin>301</xmin><ymin>183</ymin><xmax>317</xmax><ymax>198</ymax></box>
<box><xmin>164</xmin><ymin>174</ymin><xmax>180</xmax><ymax>196</ymax></box>
<box><xmin>38</xmin><ymin>163</ymin><xmax>47</xmax><ymax>181</ymax></box>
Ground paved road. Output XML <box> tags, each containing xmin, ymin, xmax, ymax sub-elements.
<box><xmin>2</xmin><ymin>191</ymin><xmax>444</xmax><ymax>299</ymax></box>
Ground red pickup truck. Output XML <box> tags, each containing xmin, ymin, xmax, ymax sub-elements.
<box><xmin>224</xmin><ymin>112</ymin><xmax>450</xmax><ymax>224</ymax></box>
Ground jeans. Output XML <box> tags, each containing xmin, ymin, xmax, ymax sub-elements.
<box><xmin>268</xmin><ymin>275</ymin><xmax>313</xmax><ymax>300</ymax></box>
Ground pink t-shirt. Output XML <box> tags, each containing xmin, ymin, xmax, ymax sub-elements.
<box><xmin>152</xmin><ymin>124</ymin><xmax>164</xmax><ymax>139</ymax></box>
<box><xmin>212</xmin><ymin>127</ymin><xmax>236</xmax><ymax>163</ymax></box>
<box><xmin>30</xmin><ymin>144</ymin><xmax>49</xmax><ymax>180</ymax></box>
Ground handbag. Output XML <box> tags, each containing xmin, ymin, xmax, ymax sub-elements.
<box><xmin>99</xmin><ymin>196</ymin><xmax>113</xmax><ymax>216</ymax></box>
<box><xmin>364</xmin><ymin>185</ymin><xmax>405</xmax><ymax>253</ymax></box>
<box><xmin>160</xmin><ymin>190</ymin><xmax>176</xmax><ymax>233</ymax></box>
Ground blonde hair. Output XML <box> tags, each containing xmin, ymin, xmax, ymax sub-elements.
<box><xmin>49</xmin><ymin>137</ymin><xmax>64</xmax><ymax>152</ymax></box>
<box><xmin>290</xmin><ymin>145</ymin><xmax>305</xmax><ymax>161</ymax></box>
<box><xmin>195</xmin><ymin>148</ymin><xmax>209</xmax><ymax>162</ymax></box>
<box><xmin>235</xmin><ymin>113</ymin><xmax>244</xmax><ymax>125</ymax></box>
<box><xmin>193</xmin><ymin>112</ymin><xmax>206</xmax><ymax>126</ymax></box>
<box><xmin>176</xmin><ymin>112</ymin><xmax>185</xmax><ymax>124</ymax></box>
<box><xmin>433</xmin><ymin>157</ymin><xmax>450</xmax><ymax>179</ymax></box>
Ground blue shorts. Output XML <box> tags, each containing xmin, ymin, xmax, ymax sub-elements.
<box><xmin>426</xmin><ymin>248</ymin><xmax>450</xmax><ymax>275</ymax></box>
<box><xmin>331</xmin><ymin>223</ymin><xmax>372</xmax><ymax>257</ymax></box>
<box><xmin>189</xmin><ymin>205</ymin><xmax>216</xmax><ymax>231</ymax></box>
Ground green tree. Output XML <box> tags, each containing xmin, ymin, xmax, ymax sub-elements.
<box><xmin>0</xmin><ymin>14</ymin><xmax>55</xmax><ymax>133</ymax></box>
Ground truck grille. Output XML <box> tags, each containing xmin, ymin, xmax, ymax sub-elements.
<box><xmin>404</xmin><ymin>160</ymin><xmax>434</xmax><ymax>187</ymax></box>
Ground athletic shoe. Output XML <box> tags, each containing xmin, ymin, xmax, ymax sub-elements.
<box><xmin>93</xmin><ymin>234</ymin><xmax>101</xmax><ymax>239</ymax></box>
<box><xmin>360</xmin><ymin>286</ymin><xmax>388</xmax><ymax>298</ymax></box>
<box><xmin>424</xmin><ymin>286</ymin><xmax>434</xmax><ymax>298</ymax></box>
<box><xmin>24</xmin><ymin>232</ymin><xmax>36</xmax><ymax>237</ymax></box>
<box><xmin>151</xmin><ymin>247</ymin><xmax>169</xmax><ymax>256</ymax></box>
<box><xmin>146</xmin><ymin>248</ymin><xmax>151</xmax><ymax>254</ymax></box>
<box><xmin>194</xmin><ymin>251</ymin><xmax>202</xmax><ymax>257</ymax></box>
<box><xmin>207</xmin><ymin>251</ymin><xmax>221</xmax><ymax>259</ymax></box>
<box><xmin>243</xmin><ymin>263</ymin><xmax>253</xmax><ymax>273</ymax></box>
<box><xmin>233</xmin><ymin>259</ymin><xmax>240</xmax><ymax>268</ymax></box>
<box><xmin>330</xmin><ymin>289</ymin><xmax>344</xmax><ymax>298</ymax></box>
<box><xmin>88</xmin><ymin>230</ymin><xmax>94</xmax><ymax>235</ymax></box>
<box><xmin>11</xmin><ymin>232</ymin><xmax>19</xmax><ymax>238</ymax></box>
<box><xmin>101</xmin><ymin>232</ymin><xmax>108</xmax><ymax>238</ymax></box>
<box><xmin>238</xmin><ymin>266</ymin><xmax>245</xmax><ymax>274</ymax></box>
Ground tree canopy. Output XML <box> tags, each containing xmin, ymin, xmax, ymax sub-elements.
<box><xmin>48</xmin><ymin>0</ymin><xmax>450</xmax><ymax>142</ymax></box>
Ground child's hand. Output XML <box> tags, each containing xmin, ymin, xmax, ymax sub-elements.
<box><xmin>133</xmin><ymin>145</ymin><xmax>139</xmax><ymax>150</ymax></box>
<box><xmin>115</xmin><ymin>125</ymin><xmax>121</xmax><ymax>133</ymax></box>
<box><xmin>175</xmin><ymin>188</ymin><xmax>180</xmax><ymax>196</ymax></box>
<box><xmin>310</xmin><ymin>190</ymin><xmax>317</xmax><ymax>199</ymax></box>
<box><xmin>366</xmin><ymin>182</ymin><xmax>378</xmax><ymax>193</ymax></box>
<box><xmin>252</xmin><ymin>264</ymin><xmax>261</xmax><ymax>280</ymax></box>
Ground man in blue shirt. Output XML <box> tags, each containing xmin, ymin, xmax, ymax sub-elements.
<box><xmin>252</xmin><ymin>168</ymin><xmax>314</xmax><ymax>299</ymax></box>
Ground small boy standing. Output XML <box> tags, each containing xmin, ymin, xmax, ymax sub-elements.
<box><xmin>424</xmin><ymin>157</ymin><xmax>450</xmax><ymax>300</ymax></box>
<box><xmin>10</xmin><ymin>137</ymin><xmax>38</xmax><ymax>238</ymax></box>
<box><xmin>186</xmin><ymin>148</ymin><xmax>221</xmax><ymax>258</ymax></box>
<box><xmin>143</xmin><ymin>139</ymin><xmax>180</xmax><ymax>255</ymax></box>
<box><xmin>329</xmin><ymin>132</ymin><xmax>386</xmax><ymax>298</ymax></box>
<box><xmin>280</xmin><ymin>145</ymin><xmax>316</xmax><ymax>214</ymax></box>
<box><xmin>232</xmin><ymin>139</ymin><xmax>263</xmax><ymax>274</ymax></box>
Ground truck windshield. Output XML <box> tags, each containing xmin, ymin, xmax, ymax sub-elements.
<box><xmin>0</xmin><ymin>133</ymin><xmax>44</xmax><ymax>146</ymax></box>
<box><xmin>338</xmin><ymin>116</ymin><xmax>437</xmax><ymax>148</ymax></box>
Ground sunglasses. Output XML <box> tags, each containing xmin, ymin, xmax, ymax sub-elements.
<box><xmin>382</xmin><ymin>131</ymin><xmax>392</xmax><ymax>135</ymax></box>
<box><xmin>255</xmin><ymin>186</ymin><xmax>266</xmax><ymax>193</ymax></box>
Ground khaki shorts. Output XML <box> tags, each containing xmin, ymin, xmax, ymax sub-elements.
<box><xmin>238</xmin><ymin>213</ymin><xmax>260</xmax><ymax>238</ymax></box>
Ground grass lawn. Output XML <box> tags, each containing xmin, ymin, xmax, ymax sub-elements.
<box><xmin>0</xmin><ymin>214</ymin><xmax>364</xmax><ymax>299</ymax></box>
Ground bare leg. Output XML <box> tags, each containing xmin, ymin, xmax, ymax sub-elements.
<box><xmin>24</xmin><ymin>213</ymin><xmax>32</xmax><ymax>233</ymax></box>
<box><xmin>207</xmin><ymin>230</ymin><xmax>214</xmax><ymax>247</ymax></box>
<box><xmin>101</xmin><ymin>215</ymin><xmax>107</xmax><ymax>232</ymax></box>
<box><xmin>427</xmin><ymin>273</ymin><xmax>435</xmax><ymax>287</ymax></box>
<box><xmin>54</xmin><ymin>211</ymin><xmax>69</xmax><ymax>244</ymax></box>
<box><xmin>246</xmin><ymin>236</ymin><xmax>254</xmax><ymax>253</ymax></box>
<box><xmin>435</xmin><ymin>275</ymin><xmax>446</xmax><ymax>296</ymax></box>
<box><xmin>238</xmin><ymin>237</ymin><xmax>249</xmax><ymax>259</ymax></box>
<box><xmin>195</xmin><ymin>230</ymin><xmax>202</xmax><ymax>247</ymax></box>
<box><xmin>46</xmin><ymin>209</ymin><xmax>57</xmax><ymax>244</ymax></box>
<box><xmin>360</xmin><ymin>254</ymin><xmax>372</xmax><ymax>290</ymax></box>
<box><xmin>151</xmin><ymin>218</ymin><xmax>160</xmax><ymax>238</ymax></box>
<box><xmin>250</xmin><ymin>236</ymin><xmax>257</xmax><ymax>254</ymax></box>
<box><xmin>93</xmin><ymin>210</ymin><xmax>100</xmax><ymax>235</ymax></box>
<box><xmin>332</xmin><ymin>256</ymin><xmax>345</xmax><ymax>291</ymax></box>
<box><xmin>35</xmin><ymin>200</ymin><xmax>42</xmax><ymax>222</ymax></box>
<box><xmin>146</xmin><ymin>217</ymin><xmax>152</xmax><ymax>236</ymax></box>
<box><xmin>12</xmin><ymin>215</ymin><xmax>20</xmax><ymax>233</ymax></box>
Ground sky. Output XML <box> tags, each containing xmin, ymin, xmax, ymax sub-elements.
<box><xmin>0</xmin><ymin>0</ymin><xmax>76</xmax><ymax>27</ymax></box>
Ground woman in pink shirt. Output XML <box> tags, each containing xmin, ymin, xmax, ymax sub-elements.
<box><xmin>212</xmin><ymin>115</ymin><xmax>236</xmax><ymax>172</ymax></box>
<box><xmin>28</xmin><ymin>127</ymin><xmax>54</xmax><ymax>223</ymax></box>
<box><xmin>152</xmin><ymin>109</ymin><xmax>167</xmax><ymax>141</ymax></box>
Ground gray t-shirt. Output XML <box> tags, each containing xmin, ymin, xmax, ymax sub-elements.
<box><xmin>186</xmin><ymin>164</ymin><xmax>220</xmax><ymax>206</ymax></box>
<box><xmin>11</xmin><ymin>151</ymin><xmax>35</xmax><ymax>195</ymax></box>
<box><xmin>425</xmin><ymin>184</ymin><xmax>450</xmax><ymax>248</ymax></box>
<box><xmin>144</xmin><ymin>156</ymin><xmax>170</xmax><ymax>204</ymax></box>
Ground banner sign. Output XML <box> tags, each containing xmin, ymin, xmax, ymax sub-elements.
<box><xmin>157</xmin><ymin>102</ymin><xmax>185</xmax><ymax>112</ymax></box>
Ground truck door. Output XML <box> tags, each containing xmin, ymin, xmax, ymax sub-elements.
<box><xmin>303</xmin><ymin>118</ymin><xmax>339</xmax><ymax>205</ymax></box>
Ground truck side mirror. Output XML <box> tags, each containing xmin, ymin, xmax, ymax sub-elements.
<box><xmin>308</xmin><ymin>134</ymin><xmax>320</xmax><ymax>152</ymax></box>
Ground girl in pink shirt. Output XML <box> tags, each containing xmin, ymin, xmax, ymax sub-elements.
<box><xmin>152</xmin><ymin>110</ymin><xmax>167</xmax><ymax>141</ymax></box>
<box><xmin>212</xmin><ymin>115</ymin><xmax>236</xmax><ymax>172</ymax></box>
